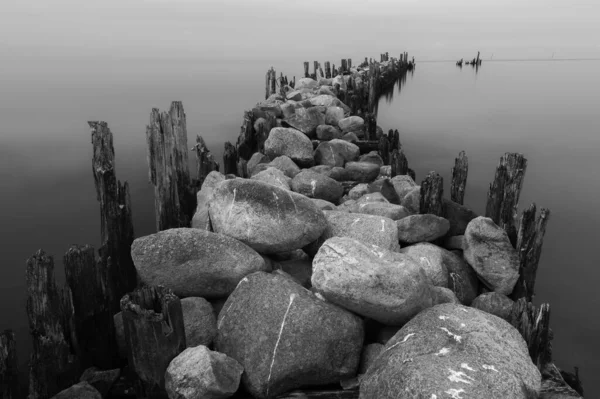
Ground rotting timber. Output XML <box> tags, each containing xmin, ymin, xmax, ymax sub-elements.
<box><xmin>12</xmin><ymin>51</ymin><xmax>584</xmax><ymax>399</ymax></box>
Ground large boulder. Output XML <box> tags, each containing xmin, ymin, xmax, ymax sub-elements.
<box><xmin>209</xmin><ymin>179</ymin><xmax>327</xmax><ymax>254</ymax></box>
<box><xmin>400</xmin><ymin>186</ymin><xmax>421</xmax><ymax>214</ymax></box>
<box><xmin>401</xmin><ymin>243</ymin><xmax>449</xmax><ymax>288</ymax></box>
<box><xmin>306</xmin><ymin>211</ymin><xmax>400</xmax><ymax>256</ymax></box>
<box><xmin>312</xmin><ymin>237</ymin><xmax>434</xmax><ymax>325</ymax></box>
<box><xmin>165</xmin><ymin>345</ymin><xmax>243</xmax><ymax>399</ymax></box>
<box><xmin>291</xmin><ymin>170</ymin><xmax>344</xmax><ymax>203</ymax></box>
<box><xmin>50</xmin><ymin>382</ymin><xmax>101</xmax><ymax>399</ymax></box>
<box><xmin>309</xmin><ymin>94</ymin><xmax>340</xmax><ymax>108</ymax></box>
<box><xmin>131</xmin><ymin>228</ymin><xmax>267</xmax><ymax>298</ymax></box>
<box><xmin>368</xmin><ymin>179</ymin><xmax>401</xmax><ymax>204</ymax></box>
<box><xmin>283</xmin><ymin>107</ymin><xmax>325</xmax><ymax>138</ymax></box>
<box><xmin>268</xmin><ymin>155</ymin><xmax>301</xmax><ymax>178</ymax></box>
<box><xmin>191</xmin><ymin>171</ymin><xmax>226</xmax><ymax>230</ymax></box>
<box><xmin>359</xmin><ymin>151</ymin><xmax>384</xmax><ymax>167</ymax></box>
<box><xmin>360</xmin><ymin>304</ymin><xmax>541</xmax><ymax>399</ymax></box>
<box><xmin>316</xmin><ymin>124</ymin><xmax>342</xmax><ymax>140</ymax></box>
<box><xmin>314</xmin><ymin>139</ymin><xmax>360</xmax><ymax>167</ymax></box>
<box><xmin>345</xmin><ymin>162</ymin><xmax>380</xmax><ymax>183</ymax></box>
<box><xmin>397</xmin><ymin>214</ymin><xmax>450</xmax><ymax>244</ymax></box>
<box><xmin>246</xmin><ymin>153</ymin><xmax>270</xmax><ymax>176</ymax></box>
<box><xmin>325</xmin><ymin>106</ymin><xmax>345</xmax><ymax>126</ymax></box>
<box><xmin>181</xmin><ymin>297</ymin><xmax>217</xmax><ymax>348</ymax></box>
<box><xmin>351</xmin><ymin>202</ymin><xmax>410</xmax><ymax>221</ymax></box>
<box><xmin>310</xmin><ymin>198</ymin><xmax>336</xmax><ymax>211</ymax></box>
<box><xmin>216</xmin><ymin>272</ymin><xmax>364</xmax><ymax>399</ymax></box>
<box><xmin>463</xmin><ymin>217</ymin><xmax>520</xmax><ymax>295</ymax></box>
<box><xmin>471</xmin><ymin>292</ymin><xmax>515</xmax><ymax>322</ymax></box>
<box><xmin>264</xmin><ymin>127</ymin><xmax>314</xmax><ymax>168</ymax></box>
<box><xmin>338</xmin><ymin>116</ymin><xmax>364</xmax><ymax>133</ymax></box>
<box><xmin>390</xmin><ymin>175</ymin><xmax>417</xmax><ymax>199</ymax></box>
<box><xmin>295</xmin><ymin>77</ymin><xmax>319</xmax><ymax>90</ymax></box>
<box><xmin>250</xmin><ymin>167</ymin><xmax>291</xmax><ymax>191</ymax></box>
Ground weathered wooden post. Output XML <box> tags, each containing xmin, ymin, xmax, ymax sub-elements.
<box><xmin>303</xmin><ymin>62</ymin><xmax>310</xmax><ymax>78</ymax></box>
<box><xmin>146</xmin><ymin>102</ymin><xmax>194</xmax><ymax>231</ymax></box>
<box><xmin>476</xmin><ymin>51</ymin><xmax>481</xmax><ymax>65</ymax></box>
<box><xmin>391</xmin><ymin>149</ymin><xmax>408</xmax><ymax>177</ymax></box>
<box><xmin>0</xmin><ymin>330</ymin><xmax>19</xmax><ymax>399</ymax></box>
<box><xmin>121</xmin><ymin>286</ymin><xmax>186</xmax><ymax>399</ymax></box>
<box><xmin>313</xmin><ymin>61</ymin><xmax>319</xmax><ymax>79</ymax></box>
<box><xmin>270</xmin><ymin>68</ymin><xmax>277</xmax><ymax>96</ymax></box>
<box><xmin>450</xmin><ymin>151</ymin><xmax>468</xmax><ymax>205</ymax></box>
<box><xmin>89</xmin><ymin>121</ymin><xmax>137</xmax><ymax>313</ymax></box>
<box><xmin>26</xmin><ymin>250</ymin><xmax>80</xmax><ymax>399</ymax></box>
<box><xmin>324</xmin><ymin>62</ymin><xmax>331</xmax><ymax>79</ymax></box>
<box><xmin>265</xmin><ymin>69</ymin><xmax>270</xmax><ymax>100</ymax></box>
<box><xmin>341</xmin><ymin>59</ymin><xmax>348</xmax><ymax>73</ymax></box>
<box><xmin>364</xmin><ymin>113</ymin><xmax>377</xmax><ymax>141</ymax></box>
<box><xmin>193</xmin><ymin>135</ymin><xmax>220</xmax><ymax>189</ymax></box>
<box><xmin>348</xmin><ymin>59</ymin><xmax>352</xmax><ymax>69</ymax></box>
<box><xmin>420</xmin><ymin>172</ymin><xmax>444</xmax><ymax>216</ymax></box>
<box><xmin>378</xmin><ymin>134</ymin><xmax>390</xmax><ymax>165</ymax></box>
<box><xmin>223</xmin><ymin>142</ymin><xmax>238</xmax><ymax>176</ymax></box>
<box><xmin>485</xmin><ymin>152</ymin><xmax>528</xmax><ymax>246</ymax></box>
<box><xmin>512</xmin><ymin>204</ymin><xmax>551</xmax><ymax>301</ymax></box>
<box><xmin>510</xmin><ymin>299</ymin><xmax>551</xmax><ymax>369</ymax></box>
<box><xmin>332</xmin><ymin>64</ymin><xmax>337</xmax><ymax>77</ymax></box>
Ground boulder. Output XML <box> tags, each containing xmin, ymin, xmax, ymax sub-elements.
<box><xmin>432</xmin><ymin>286</ymin><xmax>460</xmax><ymax>305</ymax></box>
<box><xmin>291</xmin><ymin>170</ymin><xmax>344</xmax><ymax>203</ymax></box>
<box><xmin>264</xmin><ymin>127</ymin><xmax>314</xmax><ymax>168</ymax></box>
<box><xmin>249</xmin><ymin>163</ymin><xmax>270</xmax><ymax>177</ymax></box>
<box><xmin>273</xmin><ymin>258</ymin><xmax>313</xmax><ymax>288</ymax></box>
<box><xmin>50</xmin><ymin>382</ymin><xmax>101</xmax><ymax>399</ymax></box>
<box><xmin>338</xmin><ymin>116</ymin><xmax>364</xmax><ymax>133</ymax></box>
<box><xmin>312</xmin><ymin>237</ymin><xmax>433</xmax><ymax>325</ymax></box>
<box><xmin>443</xmin><ymin>198</ymin><xmax>479</xmax><ymax>236</ymax></box>
<box><xmin>251</xmin><ymin>167</ymin><xmax>292</xmax><ymax>190</ymax></box>
<box><xmin>191</xmin><ymin>171</ymin><xmax>226</xmax><ymax>230</ymax></box>
<box><xmin>309</xmin><ymin>94</ymin><xmax>340</xmax><ymax>108</ymax></box>
<box><xmin>324</xmin><ymin>166</ymin><xmax>350</xmax><ymax>181</ymax></box>
<box><xmin>255</xmin><ymin>102</ymin><xmax>282</xmax><ymax>118</ymax></box>
<box><xmin>325</xmin><ymin>106</ymin><xmax>346</xmax><ymax>126</ymax></box>
<box><xmin>360</xmin><ymin>303</ymin><xmax>541</xmax><ymax>399</ymax></box>
<box><xmin>379</xmin><ymin>165</ymin><xmax>392</xmax><ymax>178</ymax></box>
<box><xmin>396</xmin><ymin>214</ymin><xmax>450</xmax><ymax>244</ymax></box>
<box><xmin>181</xmin><ymin>297</ymin><xmax>217</xmax><ymax>348</ymax></box>
<box><xmin>471</xmin><ymin>292</ymin><xmax>515</xmax><ymax>322</ymax></box>
<box><xmin>358</xmin><ymin>151</ymin><xmax>384</xmax><ymax>167</ymax></box>
<box><xmin>310</xmin><ymin>198</ymin><xmax>336</xmax><ymax>211</ymax></box>
<box><xmin>317</xmin><ymin>86</ymin><xmax>336</xmax><ymax>96</ymax></box>
<box><xmin>351</xmin><ymin>202</ymin><xmax>410</xmax><ymax>221</ymax></box>
<box><xmin>463</xmin><ymin>217</ymin><xmax>520</xmax><ymax>295</ymax></box>
<box><xmin>209</xmin><ymin>179</ymin><xmax>327</xmax><ymax>254</ymax></box>
<box><xmin>268</xmin><ymin>155</ymin><xmax>301</xmax><ymax>178</ymax></box>
<box><xmin>79</xmin><ymin>367</ymin><xmax>120</xmax><ymax>397</ymax></box>
<box><xmin>400</xmin><ymin>186</ymin><xmax>421</xmax><ymax>214</ymax></box>
<box><xmin>246</xmin><ymin>153</ymin><xmax>270</xmax><ymax>176</ymax></box>
<box><xmin>314</xmin><ymin>139</ymin><xmax>360</xmax><ymax>167</ymax></box>
<box><xmin>354</xmin><ymin>192</ymin><xmax>389</xmax><ymax>205</ymax></box>
<box><xmin>316</xmin><ymin>124</ymin><xmax>343</xmax><ymax>140</ymax></box>
<box><xmin>286</xmin><ymin>90</ymin><xmax>302</xmax><ymax>101</ymax></box>
<box><xmin>348</xmin><ymin>183</ymin><xmax>369</xmax><ymax>200</ymax></box>
<box><xmin>280</xmin><ymin>102</ymin><xmax>295</xmax><ymax>119</ymax></box>
<box><xmin>368</xmin><ymin>179</ymin><xmax>401</xmax><ymax>204</ymax></box>
<box><xmin>165</xmin><ymin>345</ymin><xmax>243</xmax><ymax>399</ymax></box>
<box><xmin>345</xmin><ymin>162</ymin><xmax>380</xmax><ymax>183</ymax></box>
<box><xmin>390</xmin><ymin>175</ymin><xmax>417</xmax><ymax>199</ymax></box>
<box><xmin>342</xmin><ymin>132</ymin><xmax>359</xmax><ymax>142</ymax></box>
<box><xmin>131</xmin><ymin>228</ymin><xmax>268</xmax><ymax>298</ymax></box>
<box><xmin>401</xmin><ymin>243</ymin><xmax>450</xmax><ymax>287</ymax></box>
<box><xmin>359</xmin><ymin>344</ymin><xmax>385</xmax><ymax>374</ymax></box>
<box><xmin>216</xmin><ymin>272</ymin><xmax>364</xmax><ymax>399</ymax></box>
<box><xmin>295</xmin><ymin>77</ymin><xmax>319</xmax><ymax>90</ymax></box>
<box><xmin>284</xmin><ymin>107</ymin><xmax>325</xmax><ymax>138</ymax></box>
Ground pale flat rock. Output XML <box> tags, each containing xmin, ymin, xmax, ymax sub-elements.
<box><xmin>191</xmin><ymin>171</ymin><xmax>226</xmax><ymax>230</ymax></box>
<box><xmin>314</xmin><ymin>139</ymin><xmax>360</xmax><ymax>167</ymax></box>
<box><xmin>268</xmin><ymin>155</ymin><xmax>301</xmax><ymax>178</ymax></box>
<box><xmin>264</xmin><ymin>127</ymin><xmax>314</xmax><ymax>168</ymax></box>
<box><xmin>291</xmin><ymin>170</ymin><xmax>344</xmax><ymax>203</ymax></box>
<box><xmin>401</xmin><ymin>243</ymin><xmax>450</xmax><ymax>287</ymax></box>
<box><xmin>251</xmin><ymin>167</ymin><xmax>292</xmax><ymax>190</ymax></box>
<box><xmin>397</xmin><ymin>214</ymin><xmax>450</xmax><ymax>244</ymax></box>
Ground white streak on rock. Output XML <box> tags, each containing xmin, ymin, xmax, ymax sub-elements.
<box><xmin>431</xmin><ymin>395</ymin><xmax>438</xmax><ymax>399</ymax></box>
<box><xmin>285</xmin><ymin>190</ymin><xmax>299</xmax><ymax>214</ymax></box>
<box><xmin>351</xmin><ymin>218</ymin><xmax>361</xmax><ymax>228</ymax></box>
<box><xmin>483</xmin><ymin>364</ymin><xmax>499</xmax><ymax>372</ymax></box>
<box><xmin>383</xmin><ymin>333</ymin><xmax>415</xmax><ymax>354</ymax></box>
<box><xmin>448</xmin><ymin>369</ymin><xmax>475</xmax><ymax>384</ymax></box>
<box><xmin>436</xmin><ymin>347</ymin><xmax>450</xmax><ymax>356</ymax></box>
<box><xmin>439</xmin><ymin>315</ymin><xmax>448</xmax><ymax>321</ymax></box>
<box><xmin>266</xmin><ymin>293</ymin><xmax>296</xmax><ymax>397</ymax></box>
<box><xmin>461</xmin><ymin>363</ymin><xmax>476</xmax><ymax>371</ymax></box>
<box><xmin>310</xmin><ymin>180</ymin><xmax>317</xmax><ymax>196</ymax></box>
<box><xmin>226</xmin><ymin>188</ymin><xmax>237</xmax><ymax>224</ymax></box>
<box><xmin>381</xmin><ymin>220</ymin><xmax>385</xmax><ymax>232</ymax></box>
<box><xmin>218</xmin><ymin>277</ymin><xmax>249</xmax><ymax>329</ymax></box>
<box><xmin>440</xmin><ymin>327</ymin><xmax>462</xmax><ymax>343</ymax></box>
<box><xmin>445</xmin><ymin>388</ymin><xmax>466</xmax><ymax>399</ymax></box>
<box><xmin>460</xmin><ymin>323</ymin><xmax>466</xmax><ymax>328</ymax></box>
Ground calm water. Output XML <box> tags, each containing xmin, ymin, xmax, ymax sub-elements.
<box><xmin>1</xmin><ymin>58</ymin><xmax>598</xmax><ymax>395</ymax></box>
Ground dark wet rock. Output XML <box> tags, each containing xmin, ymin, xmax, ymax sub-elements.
<box><xmin>443</xmin><ymin>235</ymin><xmax>465</xmax><ymax>250</ymax></box>
<box><xmin>358</xmin><ymin>151</ymin><xmax>384</xmax><ymax>167</ymax></box>
<box><xmin>264</xmin><ymin>127</ymin><xmax>314</xmax><ymax>168</ymax></box>
<box><xmin>443</xmin><ymin>198</ymin><xmax>479</xmax><ymax>236</ymax></box>
<box><xmin>316</xmin><ymin>124</ymin><xmax>343</xmax><ymax>140</ymax></box>
<box><xmin>396</xmin><ymin>214</ymin><xmax>450</xmax><ymax>244</ymax></box>
<box><xmin>344</xmin><ymin>162</ymin><xmax>380</xmax><ymax>183</ymax></box>
<box><xmin>359</xmin><ymin>344</ymin><xmax>385</xmax><ymax>375</ymax></box>
<box><xmin>79</xmin><ymin>367</ymin><xmax>120</xmax><ymax>397</ymax></box>
<box><xmin>291</xmin><ymin>170</ymin><xmax>344</xmax><ymax>203</ymax></box>
<box><xmin>368</xmin><ymin>179</ymin><xmax>402</xmax><ymax>204</ymax></box>
<box><xmin>471</xmin><ymin>292</ymin><xmax>515</xmax><ymax>322</ymax></box>
<box><xmin>181</xmin><ymin>297</ymin><xmax>217</xmax><ymax>348</ymax></box>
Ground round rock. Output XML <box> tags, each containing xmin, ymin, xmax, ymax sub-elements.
<box><xmin>291</xmin><ymin>170</ymin><xmax>344</xmax><ymax>203</ymax></box>
<box><xmin>264</xmin><ymin>127</ymin><xmax>314</xmax><ymax>168</ymax></box>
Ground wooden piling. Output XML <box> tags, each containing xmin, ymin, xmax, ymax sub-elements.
<box><xmin>26</xmin><ymin>250</ymin><xmax>79</xmax><ymax>399</ymax></box>
<box><xmin>313</xmin><ymin>61</ymin><xmax>319</xmax><ymax>79</ymax></box>
<box><xmin>0</xmin><ymin>330</ymin><xmax>19</xmax><ymax>399</ymax></box>
<box><xmin>348</xmin><ymin>59</ymin><xmax>352</xmax><ymax>69</ymax></box>
<box><xmin>303</xmin><ymin>62</ymin><xmax>310</xmax><ymax>78</ymax></box>
<box><xmin>450</xmin><ymin>151</ymin><xmax>468</xmax><ymax>205</ymax></box>
<box><xmin>420</xmin><ymin>172</ymin><xmax>444</xmax><ymax>216</ymax></box>
<box><xmin>485</xmin><ymin>153</ymin><xmax>528</xmax><ymax>246</ymax></box>
<box><xmin>193</xmin><ymin>135</ymin><xmax>220</xmax><ymax>189</ymax></box>
<box><xmin>364</xmin><ymin>113</ymin><xmax>377</xmax><ymax>141</ymax></box>
<box><xmin>121</xmin><ymin>286</ymin><xmax>186</xmax><ymax>399</ymax></box>
<box><xmin>510</xmin><ymin>299</ymin><xmax>551</xmax><ymax>370</ymax></box>
<box><xmin>146</xmin><ymin>102</ymin><xmax>195</xmax><ymax>231</ymax></box>
<box><xmin>223</xmin><ymin>142</ymin><xmax>238</xmax><ymax>176</ymax></box>
<box><xmin>391</xmin><ymin>149</ymin><xmax>408</xmax><ymax>177</ymax></box>
<box><xmin>512</xmin><ymin>204</ymin><xmax>551</xmax><ymax>302</ymax></box>
<box><xmin>378</xmin><ymin>134</ymin><xmax>390</xmax><ymax>165</ymax></box>
<box><xmin>341</xmin><ymin>59</ymin><xmax>348</xmax><ymax>74</ymax></box>
<box><xmin>324</xmin><ymin>62</ymin><xmax>331</xmax><ymax>79</ymax></box>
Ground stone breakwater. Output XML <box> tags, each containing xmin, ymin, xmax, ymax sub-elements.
<box><xmin>18</xmin><ymin>55</ymin><xmax>583</xmax><ymax>399</ymax></box>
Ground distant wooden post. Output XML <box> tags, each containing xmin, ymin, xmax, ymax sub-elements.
<box><xmin>89</xmin><ymin>121</ymin><xmax>137</xmax><ymax>313</ymax></box>
<box><xmin>265</xmin><ymin>69</ymin><xmax>270</xmax><ymax>100</ymax></box>
<box><xmin>485</xmin><ymin>153</ymin><xmax>528</xmax><ymax>246</ymax></box>
<box><xmin>146</xmin><ymin>102</ymin><xmax>194</xmax><ymax>231</ymax></box>
<box><xmin>348</xmin><ymin>59</ymin><xmax>352</xmax><ymax>69</ymax></box>
<box><xmin>378</xmin><ymin>134</ymin><xmax>390</xmax><ymax>165</ymax></box>
<box><xmin>512</xmin><ymin>204</ymin><xmax>551</xmax><ymax>302</ymax></box>
<box><xmin>0</xmin><ymin>330</ymin><xmax>19</xmax><ymax>399</ymax></box>
<box><xmin>364</xmin><ymin>113</ymin><xmax>377</xmax><ymax>141</ymax></box>
<box><xmin>476</xmin><ymin>51</ymin><xmax>481</xmax><ymax>65</ymax></box>
<box><xmin>391</xmin><ymin>149</ymin><xmax>408</xmax><ymax>177</ymax></box>
<box><xmin>420</xmin><ymin>172</ymin><xmax>444</xmax><ymax>216</ymax></box>
<box><xmin>332</xmin><ymin>64</ymin><xmax>337</xmax><ymax>77</ymax></box>
<box><xmin>303</xmin><ymin>62</ymin><xmax>310</xmax><ymax>78</ymax></box>
<box><xmin>121</xmin><ymin>286</ymin><xmax>186</xmax><ymax>399</ymax></box>
<box><xmin>270</xmin><ymin>68</ymin><xmax>277</xmax><ymax>96</ymax></box>
<box><xmin>450</xmin><ymin>151</ymin><xmax>468</xmax><ymax>205</ymax></box>
<box><xmin>26</xmin><ymin>250</ymin><xmax>80</xmax><ymax>399</ymax></box>
<box><xmin>223</xmin><ymin>142</ymin><xmax>238</xmax><ymax>176</ymax></box>
<box><xmin>313</xmin><ymin>61</ymin><xmax>319</xmax><ymax>79</ymax></box>
<box><xmin>341</xmin><ymin>59</ymin><xmax>347</xmax><ymax>73</ymax></box>
<box><xmin>325</xmin><ymin>62</ymin><xmax>331</xmax><ymax>79</ymax></box>
<box><xmin>192</xmin><ymin>135</ymin><xmax>220</xmax><ymax>189</ymax></box>
<box><xmin>510</xmin><ymin>299</ymin><xmax>551</xmax><ymax>370</ymax></box>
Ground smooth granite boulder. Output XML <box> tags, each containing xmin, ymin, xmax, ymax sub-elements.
<box><xmin>209</xmin><ymin>179</ymin><xmax>327</xmax><ymax>254</ymax></box>
<box><xmin>50</xmin><ymin>382</ymin><xmax>102</xmax><ymax>399</ymax></box>
<box><xmin>165</xmin><ymin>345</ymin><xmax>243</xmax><ymax>399</ymax></box>
<box><xmin>358</xmin><ymin>151</ymin><xmax>384</xmax><ymax>167</ymax></box>
<box><xmin>291</xmin><ymin>170</ymin><xmax>344</xmax><ymax>203</ymax></box>
<box><xmin>309</xmin><ymin>94</ymin><xmax>340</xmax><ymax>107</ymax></box>
<box><xmin>191</xmin><ymin>171</ymin><xmax>226</xmax><ymax>230</ymax></box>
<box><xmin>390</xmin><ymin>175</ymin><xmax>417</xmax><ymax>199</ymax></box>
<box><xmin>250</xmin><ymin>167</ymin><xmax>292</xmax><ymax>191</ymax></box>
<box><xmin>268</xmin><ymin>155</ymin><xmax>301</xmax><ymax>178</ymax></box>
<box><xmin>401</xmin><ymin>243</ymin><xmax>450</xmax><ymax>287</ymax></box>
<box><xmin>400</xmin><ymin>186</ymin><xmax>421</xmax><ymax>214</ymax></box>
<box><xmin>463</xmin><ymin>217</ymin><xmax>520</xmax><ymax>295</ymax></box>
<box><xmin>246</xmin><ymin>153</ymin><xmax>270</xmax><ymax>177</ymax></box>
<box><xmin>471</xmin><ymin>292</ymin><xmax>515</xmax><ymax>322</ymax></box>
<box><xmin>314</xmin><ymin>139</ymin><xmax>360</xmax><ymax>167</ymax></box>
<box><xmin>316</xmin><ymin>124</ymin><xmax>343</xmax><ymax>140</ymax></box>
<box><xmin>397</xmin><ymin>214</ymin><xmax>450</xmax><ymax>244</ymax></box>
<box><xmin>342</xmin><ymin>132</ymin><xmax>359</xmax><ymax>142</ymax></box>
<box><xmin>216</xmin><ymin>272</ymin><xmax>364</xmax><ymax>399</ymax></box>
<box><xmin>264</xmin><ymin>127</ymin><xmax>314</xmax><ymax>168</ymax></box>
<box><xmin>312</xmin><ymin>237</ymin><xmax>434</xmax><ymax>325</ymax></box>
<box><xmin>360</xmin><ymin>303</ymin><xmax>541</xmax><ymax>399</ymax></box>
<box><xmin>348</xmin><ymin>183</ymin><xmax>370</xmax><ymax>200</ymax></box>
<box><xmin>431</xmin><ymin>286</ymin><xmax>460</xmax><ymax>305</ymax></box>
<box><xmin>181</xmin><ymin>297</ymin><xmax>217</xmax><ymax>348</ymax></box>
<box><xmin>338</xmin><ymin>116</ymin><xmax>364</xmax><ymax>133</ymax></box>
<box><xmin>351</xmin><ymin>202</ymin><xmax>410</xmax><ymax>221</ymax></box>
<box><xmin>131</xmin><ymin>228</ymin><xmax>268</xmax><ymax>298</ymax></box>
<box><xmin>310</xmin><ymin>198</ymin><xmax>337</xmax><ymax>211</ymax></box>
<box><xmin>325</xmin><ymin>106</ymin><xmax>346</xmax><ymax>126</ymax></box>
<box><xmin>284</xmin><ymin>107</ymin><xmax>325</xmax><ymax>138</ymax></box>
<box><xmin>345</xmin><ymin>162</ymin><xmax>380</xmax><ymax>183</ymax></box>
<box><xmin>295</xmin><ymin>77</ymin><xmax>319</xmax><ymax>90</ymax></box>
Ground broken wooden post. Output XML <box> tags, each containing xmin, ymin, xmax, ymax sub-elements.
<box><xmin>391</xmin><ymin>149</ymin><xmax>408</xmax><ymax>177</ymax></box>
<box><xmin>450</xmin><ymin>150</ymin><xmax>468</xmax><ymax>205</ymax></box>
<box><xmin>192</xmin><ymin>135</ymin><xmax>219</xmax><ymax>189</ymax></box>
<box><xmin>325</xmin><ymin>62</ymin><xmax>331</xmax><ymax>79</ymax></box>
<box><xmin>512</xmin><ymin>204</ymin><xmax>551</xmax><ymax>301</ymax></box>
<box><xmin>121</xmin><ymin>286</ymin><xmax>186</xmax><ymax>399</ymax></box>
<box><xmin>364</xmin><ymin>113</ymin><xmax>377</xmax><ymax>141</ymax></box>
<box><xmin>26</xmin><ymin>250</ymin><xmax>80</xmax><ymax>399</ymax></box>
<box><xmin>64</xmin><ymin>244</ymin><xmax>118</xmax><ymax>370</ymax></box>
<box><xmin>348</xmin><ymin>59</ymin><xmax>352</xmax><ymax>69</ymax></box>
<box><xmin>485</xmin><ymin>152</ymin><xmax>528</xmax><ymax>246</ymax></box>
<box><xmin>313</xmin><ymin>61</ymin><xmax>319</xmax><ymax>79</ymax></box>
<box><xmin>341</xmin><ymin>59</ymin><xmax>347</xmax><ymax>74</ymax></box>
<box><xmin>332</xmin><ymin>64</ymin><xmax>337</xmax><ymax>77</ymax></box>
<box><xmin>265</xmin><ymin>69</ymin><xmax>271</xmax><ymax>100</ymax></box>
<box><xmin>146</xmin><ymin>102</ymin><xmax>194</xmax><ymax>231</ymax></box>
<box><xmin>303</xmin><ymin>62</ymin><xmax>310</xmax><ymax>78</ymax></box>
<box><xmin>0</xmin><ymin>330</ymin><xmax>20</xmax><ymax>399</ymax></box>
<box><xmin>223</xmin><ymin>142</ymin><xmax>238</xmax><ymax>176</ymax></box>
<box><xmin>270</xmin><ymin>68</ymin><xmax>277</xmax><ymax>96</ymax></box>
<box><xmin>420</xmin><ymin>172</ymin><xmax>444</xmax><ymax>216</ymax></box>
<box><xmin>89</xmin><ymin>121</ymin><xmax>137</xmax><ymax>313</ymax></box>
<box><xmin>510</xmin><ymin>299</ymin><xmax>552</xmax><ymax>370</ymax></box>
<box><xmin>378</xmin><ymin>134</ymin><xmax>390</xmax><ymax>165</ymax></box>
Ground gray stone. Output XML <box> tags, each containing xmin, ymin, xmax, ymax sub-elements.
<box><xmin>348</xmin><ymin>183</ymin><xmax>369</xmax><ymax>200</ymax></box>
<box><xmin>132</xmin><ymin>228</ymin><xmax>268</xmax><ymax>298</ymax></box>
<box><xmin>264</xmin><ymin>127</ymin><xmax>314</xmax><ymax>168</ymax></box>
<box><xmin>345</xmin><ymin>162</ymin><xmax>380</xmax><ymax>183</ymax></box>
<box><xmin>471</xmin><ymin>292</ymin><xmax>515</xmax><ymax>322</ymax></box>
<box><xmin>312</xmin><ymin>237</ymin><xmax>434</xmax><ymax>326</ymax></box>
<box><xmin>181</xmin><ymin>297</ymin><xmax>217</xmax><ymax>348</ymax></box>
<box><xmin>338</xmin><ymin>116</ymin><xmax>364</xmax><ymax>133</ymax></box>
<box><xmin>354</xmin><ymin>192</ymin><xmax>389</xmax><ymax>205</ymax></box>
<box><xmin>280</xmin><ymin>102</ymin><xmax>296</xmax><ymax>119</ymax></box>
<box><xmin>360</xmin><ymin>303</ymin><xmax>541</xmax><ymax>399</ymax></box>
<box><xmin>342</xmin><ymin>132</ymin><xmax>359</xmax><ymax>142</ymax></box>
<box><xmin>318</xmin><ymin>86</ymin><xmax>336</xmax><ymax>96</ymax></box>
<box><xmin>324</xmin><ymin>166</ymin><xmax>350</xmax><ymax>181</ymax></box>
<box><xmin>431</xmin><ymin>286</ymin><xmax>460</xmax><ymax>305</ymax></box>
<box><xmin>209</xmin><ymin>179</ymin><xmax>327</xmax><ymax>254</ymax></box>
<box><xmin>443</xmin><ymin>198</ymin><xmax>479</xmax><ymax>236</ymax></box>
<box><xmin>191</xmin><ymin>171</ymin><xmax>226</xmax><ymax>231</ymax></box>
<box><xmin>273</xmin><ymin>258</ymin><xmax>313</xmax><ymax>288</ymax></box>
<box><xmin>316</xmin><ymin>124</ymin><xmax>343</xmax><ymax>140</ymax></box>
<box><xmin>359</xmin><ymin>344</ymin><xmax>385</xmax><ymax>374</ymax></box>
<box><xmin>51</xmin><ymin>382</ymin><xmax>101</xmax><ymax>399</ymax></box>
<box><xmin>268</xmin><ymin>155</ymin><xmax>301</xmax><ymax>178</ymax></box>
<box><xmin>310</xmin><ymin>198</ymin><xmax>337</xmax><ymax>211</ymax></box>
<box><xmin>79</xmin><ymin>367</ymin><xmax>120</xmax><ymax>397</ymax></box>
<box><xmin>325</xmin><ymin>106</ymin><xmax>346</xmax><ymax>126</ymax></box>
<box><xmin>400</xmin><ymin>186</ymin><xmax>421</xmax><ymax>214</ymax></box>
<box><xmin>379</xmin><ymin>165</ymin><xmax>392</xmax><ymax>178</ymax></box>
<box><xmin>397</xmin><ymin>214</ymin><xmax>450</xmax><ymax>244</ymax></box>
<box><xmin>113</xmin><ymin>312</ymin><xmax>126</xmax><ymax>358</ymax></box>
<box><xmin>314</xmin><ymin>139</ymin><xmax>360</xmax><ymax>167</ymax></box>
<box><xmin>358</xmin><ymin>151</ymin><xmax>384</xmax><ymax>167</ymax></box>
<box><xmin>216</xmin><ymin>272</ymin><xmax>364</xmax><ymax>399</ymax></box>
<box><xmin>251</xmin><ymin>167</ymin><xmax>292</xmax><ymax>190</ymax></box>
<box><xmin>401</xmin><ymin>243</ymin><xmax>450</xmax><ymax>287</ymax></box>
<box><xmin>390</xmin><ymin>175</ymin><xmax>417</xmax><ymax>199</ymax></box>
<box><xmin>247</xmin><ymin>153</ymin><xmax>270</xmax><ymax>177</ymax></box>
<box><xmin>255</xmin><ymin>102</ymin><xmax>283</xmax><ymax>118</ymax></box>
<box><xmin>286</xmin><ymin>90</ymin><xmax>302</xmax><ymax>101</ymax></box>
<box><xmin>248</xmin><ymin>163</ymin><xmax>270</xmax><ymax>177</ymax></box>
<box><xmin>284</xmin><ymin>107</ymin><xmax>325</xmax><ymax>138</ymax></box>
<box><xmin>295</xmin><ymin>77</ymin><xmax>319</xmax><ymax>90</ymax></box>
<box><xmin>165</xmin><ymin>345</ymin><xmax>243</xmax><ymax>399</ymax></box>
<box><xmin>291</xmin><ymin>170</ymin><xmax>344</xmax><ymax>203</ymax></box>
<box><xmin>351</xmin><ymin>202</ymin><xmax>410</xmax><ymax>221</ymax></box>
<box><xmin>463</xmin><ymin>217</ymin><xmax>520</xmax><ymax>295</ymax></box>
<box><xmin>443</xmin><ymin>235</ymin><xmax>465</xmax><ymax>250</ymax></box>
<box><xmin>309</xmin><ymin>94</ymin><xmax>340</xmax><ymax>108</ymax></box>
